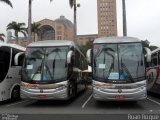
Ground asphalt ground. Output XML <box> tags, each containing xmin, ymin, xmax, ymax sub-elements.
<box><xmin>0</xmin><ymin>88</ymin><xmax>160</xmax><ymax>120</ymax></box>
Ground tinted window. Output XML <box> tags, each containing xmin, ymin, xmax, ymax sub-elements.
<box><xmin>151</xmin><ymin>53</ymin><xmax>158</xmax><ymax>67</ymax></box>
<box><xmin>0</xmin><ymin>47</ymin><xmax>10</xmax><ymax>82</ymax></box>
<box><xmin>158</xmin><ymin>52</ymin><xmax>160</xmax><ymax>65</ymax></box>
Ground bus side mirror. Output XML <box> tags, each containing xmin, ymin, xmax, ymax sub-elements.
<box><xmin>144</xmin><ymin>47</ymin><xmax>151</xmax><ymax>62</ymax></box>
<box><xmin>86</xmin><ymin>49</ymin><xmax>91</xmax><ymax>64</ymax></box>
<box><xmin>67</xmin><ymin>50</ymin><xmax>73</xmax><ymax>64</ymax></box>
<box><xmin>14</xmin><ymin>52</ymin><xmax>25</xmax><ymax>66</ymax></box>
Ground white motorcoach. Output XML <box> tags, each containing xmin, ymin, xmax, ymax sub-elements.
<box><xmin>0</xmin><ymin>43</ymin><xmax>25</xmax><ymax>101</ymax></box>
<box><xmin>87</xmin><ymin>37</ymin><xmax>151</xmax><ymax>101</ymax></box>
<box><xmin>21</xmin><ymin>40</ymin><xmax>88</xmax><ymax>100</ymax></box>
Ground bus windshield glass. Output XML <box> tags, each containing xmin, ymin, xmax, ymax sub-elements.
<box><xmin>23</xmin><ymin>46</ymin><xmax>68</xmax><ymax>83</ymax></box>
<box><xmin>93</xmin><ymin>43</ymin><xmax>145</xmax><ymax>83</ymax></box>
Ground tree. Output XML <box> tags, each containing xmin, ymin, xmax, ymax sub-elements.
<box><xmin>0</xmin><ymin>33</ymin><xmax>5</xmax><ymax>42</ymax></box>
<box><xmin>31</xmin><ymin>22</ymin><xmax>41</xmax><ymax>42</ymax></box>
<box><xmin>7</xmin><ymin>21</ymin><xmax>27</xmax><ymax>44</ymax></box>
<box><xmin>0</xmin><ymin>0</ymin><xmax>13</xmax><ymax>7</ymax></box>
<box><xmin>149</xmin><ymin>46</ymin><xmax>158</xmax><ymax>51</ymax></box>
<box><xmin>141</xmin><ymin>40</ymin><xmax>149</xmax><ymax>48</ymax></box>
<box><xmin>80</xmin><ymin>40</ymin><xmax>93</xmax><ymax>56</ymax></box>
<box><xmin>141</xmin><ymin>40</ymin><xmax>158</xmax><ymax>51</ymax></box>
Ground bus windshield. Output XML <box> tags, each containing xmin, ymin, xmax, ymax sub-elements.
<box><xmin>22</xmin><ymin>46</ymin><xmax>68</xmax><ymax>83</ymax></box>
<box><xmin>93</xmin><ymin>43</ymin><xmax>145</xmax><ymax>83</ymax></box>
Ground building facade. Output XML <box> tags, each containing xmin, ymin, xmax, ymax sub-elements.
<box><xmin>97</xmin><ymin>0</ymin><xmax>117</xmax><ymax>37</ymax></box>
<box><xmin>8</xmin><ymin>0</ymin><xmax>118</xmax><ymax>47</ymax></box>
<box><xmin>8</xmin><ymin>16</ymin><xmax>97</xmax><ymax>47</ymax></box>
<box><xmin>8</xmin><ymin>16</ymin><xmax>74</xmax><ymax>47</ymax></box>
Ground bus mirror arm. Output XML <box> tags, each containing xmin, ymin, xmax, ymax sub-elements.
<box><xmin>86</xmin><ymin>49</ymin><xmax>91</xmax><ymax>64</ymax></box>
<box><xmin>14</xmin><ymin>52</ymin><xmax>25</xmax><ymax>66</ymax></box>
<box><xmin>144</xmin><ymin>47</ymin><xmax>151</xmax><ymax>62</ymax></box>
<box><xmin>67</xmin><ymin>50</ymin><xmax>73</xmax><ymax>64</ymax></box>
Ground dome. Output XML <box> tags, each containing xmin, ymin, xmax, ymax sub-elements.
<box><xmin>55</xmin><ymin>16</ymin><xmax>74</xmax><ymax>29</ymax></box>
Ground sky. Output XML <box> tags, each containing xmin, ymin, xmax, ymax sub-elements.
<box><xmin>0</xmin><ymin>0</ymin><xmax>160</xmax><ymax>47</ymax></box>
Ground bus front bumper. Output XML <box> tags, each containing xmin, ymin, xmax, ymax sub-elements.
<box><xmin>21</xmin><ymin>88</ymin><xmax>68</xmax><ymax>100</ymax></box>
<box><xmin>92</xmin><ymin>81</ymin><xmax>147</xmax><ymax>101</ymax></box>
<box><xmin>93</xmin><ymin>88</ymin><xmax>147</xmax><ymax>101</ymax></box>
<box><xmin>20</xmin><ymin>81</ymin><xmax>69</xmax><ymax>100</ymax></box>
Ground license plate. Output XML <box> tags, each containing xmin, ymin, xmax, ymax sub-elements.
<box><xmin>115</xmin><ymin>95</ymin><xmax>125</xmax><ymax>100</ymax></box>
<box><xmin>37</xmin><ymin>95</ymin><xmax>46</xmax><ymax>99</ymax></box>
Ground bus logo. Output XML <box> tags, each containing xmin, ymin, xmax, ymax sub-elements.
<box><xmin>40</xmin><ymin>89</ymin><xmax>43</xmax><ymax>93</ymax></box>
<box><xmin>118</xmin><ymin>89</ymin><xmax>122</xmax><ymax>93</ymax></box>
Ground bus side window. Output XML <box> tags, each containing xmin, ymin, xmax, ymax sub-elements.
<box><xmin>0</xmin><ymin>50</ymin><xmax>10</xmax><ymax>82</ymax></box>
<box><xmin>151</xmin><ymin>53</ymin><xmax>158</xmax><ymax>67</ymax></box>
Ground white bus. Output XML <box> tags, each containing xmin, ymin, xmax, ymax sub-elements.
<box><xmin>0</xmin><ymin>43</ymin><xmax>25</xmax><ymax>102</ymax></box>
<box><xmin>146</xmin><ymin>48</ymin><xmax>160</xmax><ymax>94</ymax></box>
<box><xmin>86</xmin><ymin>37</ymin><xmax>151</xmax><ymax>101</ymax></box>
<box><xmin>21</xmin><ymin>40</ymin><xmax>88</xmax><ymax>100</ymax></box>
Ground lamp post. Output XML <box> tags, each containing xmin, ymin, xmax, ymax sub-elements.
<box><xmin>73</xmin><ymin>0</ymin><xmax>80</xmax><ymax>45</ymax></box>
<box><xmin>122</xmin><ymin>0</ymin><xmax>127</xmax><ymax>36</ymax></box>
<box><xmin>28</xmin><ymin>0</ymin><xmax>32</xmax><ymax>44</ymax></box>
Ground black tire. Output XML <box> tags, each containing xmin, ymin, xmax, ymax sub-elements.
<box><xmin>11</xmin><ymin>88</ymin><xmax>20</xmax><ymax>101</ymax></box>
<box><xmin>84</xmin><ymin>82</ymin><xmax>88</xmax><ymax>90</ymax></box>
<box><xmin>132</xmin><ymin>101</ymin><xmax>138</xmax><ymax>104</ymax></box>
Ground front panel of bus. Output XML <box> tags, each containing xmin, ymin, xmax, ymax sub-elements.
<box><xmin>21</xmin><ymin>46</ymin><xmax>69</xmax><ymax>100</ymax></box>
<box><xmin>92</xmin><ymin>42</ymin><xmax>147</xmax><ymax>101</ymax></box>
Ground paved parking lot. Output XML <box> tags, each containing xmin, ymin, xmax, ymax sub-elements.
<box><xmin>0</xmin><ymin>88</ymin><xmax>160</xmax><ymax>120</ymax></box>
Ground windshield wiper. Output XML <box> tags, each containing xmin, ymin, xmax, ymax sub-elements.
<box><xmin>31</xmin><ymin>58</ymin><xmax>44</xmax><ymax>80</ymax></box>
<box><xmin>121</xmin><ymin>62</ymin><xmax>134</xmax><ymax>83</ymax></box>
<box><xmin>105</xmin><ymin>63</ymin><xmax>114</xmax><ymax>80</ymax></box>
<box><xmin>94</xmin><ymin>47</ymin><xmax>116</xmax><ymax>81</ymax></box>
<box><xmin>120</xmin><ymin>46</ymin><xmax>134</xmax><ymax>83</ymax></box>
<box><xmin>103</xmin><ymin>48</ymin><xmax>115</xmax><ymax>80</ymax></box>
<box><xmin>43</xmin><ymin>62</ymin><xmax>54</xmax><ymax>80</ymax></box>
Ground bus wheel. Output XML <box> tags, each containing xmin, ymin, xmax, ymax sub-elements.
<box><xmin>11</xmin><ymin>87</ymin><xmax>20</xmax><ymax>101</ymax></box>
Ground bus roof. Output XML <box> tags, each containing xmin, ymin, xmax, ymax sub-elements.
<box><xmin>0</xmin><ymin>43</ymin><xmax>25</xmax><ymax>51</ymax></box>
<box><xmin>93</xmin><ymin>37</ymin><xmax>141</xmax><ymax>44</ymax></box>
<box><xmin>27</xmin><ymin>40</ymin><xmax>76</xmax><ymax>47</ymax></box>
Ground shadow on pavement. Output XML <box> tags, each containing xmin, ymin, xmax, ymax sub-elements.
<box><xmin>0</xmin><ymin>99</ymin><xmax>21</xmax><ymax>106</ymax></box>
<box><xmin>95</xmin><ymin>100</ymin><xmax>145</xmax><ymax>110</ymax></box>
<box><xmin>148</xmin><ymin>91</ymin><xmax>160</xmax><ymax>99</ymax></box>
